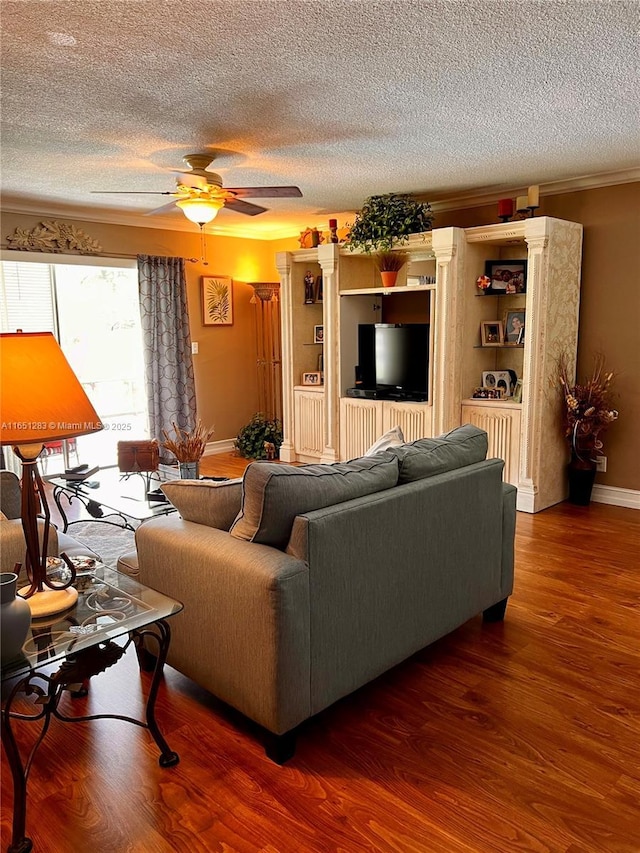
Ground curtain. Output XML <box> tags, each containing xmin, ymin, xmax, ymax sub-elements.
<box><xmin>137</xmin><ymin>255</ymin><xmax>196</xmax><ymax>458</ymax></box>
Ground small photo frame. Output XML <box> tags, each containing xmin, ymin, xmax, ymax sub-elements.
<box><xmin>513</xmin><ymin>379</ymin><xmax>523</xmax><ymax>403</ymax></box>
<box><xmin>480</xmin><ymin>320</ymin><xmax>503</xmax><ymax>346</ymax></box>
<box><xmin>313</xmin><ymin>325</ymin><xmax>324</xmax><ymax>344</ymax></box>
<box><xmin>503</xmin><ymin>309</ymin><xmax>526</xmax><ymax>345</ymax></box>
<box><xmin>483</xmin><ymin>260</ymin><xmax>527</xmax><ymax>294</ymax></box>
<box><xmin>202</xmin><ymin>276</ymin><xmax>233</xmax><ymax>326</ymax></box>
<box><xmin>302</xmin><ymin>371</ymin><xmax>322</xmax><ymax>386</ymax></box>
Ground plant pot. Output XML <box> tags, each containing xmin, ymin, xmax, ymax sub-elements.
<box><xmin>1</xmin><ymin>572</ymin><xmax>31</xmax><ymax>664</ymax></box>
<box><xmin>567</xmin><ymin>462</ymin><xmax>597</xmax><ymax>506</ymax></box>
<box><xmin>380</xmin><ymin>271</ymin><xmax>398</xmax><ymax>288</ymax></box>
<box><xmin>179</xmin><ymin>461</ymin><xmax>199</xmax><ymax>480</ymax></box>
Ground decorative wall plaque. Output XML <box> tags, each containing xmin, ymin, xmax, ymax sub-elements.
<box><xmin>5</xmin><ymin>220</ymin><xmax>102</xmax><ymax>254</ymax></box>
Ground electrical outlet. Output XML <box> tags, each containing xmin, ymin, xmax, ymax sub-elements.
<box><xmin>191</xmin><ymin>341</ymin><xmax>199</xmax><ymax>355</ymax></box>
<box><xmin>595</xmin><ymin>456</ymin><xmax>607</xmax><ymax>473</ymax></box>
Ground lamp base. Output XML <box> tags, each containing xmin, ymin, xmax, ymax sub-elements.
<box><xmin>19</xmin><ymin>585</ymin><xmax>78</xmax><ymax>618</ymax></box>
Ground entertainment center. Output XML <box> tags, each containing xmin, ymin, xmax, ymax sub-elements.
<box><xmin>275</xmin><ymin>216</ymin><xmax>583</xmax><ymax>512</ymax></box>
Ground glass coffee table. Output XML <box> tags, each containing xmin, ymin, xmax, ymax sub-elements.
<box><xmin>50</xmin><ymin>468</ymin><xmax>178</xmax><ymax>532</ymax></box>
<box><xmin>1</xmin><ymin>565</ymin><xmax>183</xmax><ymax>853</ymax></box>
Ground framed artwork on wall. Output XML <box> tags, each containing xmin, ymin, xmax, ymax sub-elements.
<box><xmin>202</xmin><ymin>276</ymin><xmax>233</xmax><ymax>326</ymax></box>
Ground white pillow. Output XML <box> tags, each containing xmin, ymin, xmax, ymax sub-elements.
<box><xmin>364</xmin><ymin>425</ymin><xmax>405</xmax><ymax>456</ymax></box>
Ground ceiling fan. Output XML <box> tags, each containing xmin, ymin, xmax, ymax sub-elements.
<box><xmin>93</xmin><ymin>153</ymin><xmax>303</xmax><ymax>224</ymax></box>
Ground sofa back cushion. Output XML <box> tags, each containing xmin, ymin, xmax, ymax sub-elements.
<box><xmin>230</xmin><ymin>453</ymin><xmax>399</xmax><ymax>548</ymax></box>
<box><xmin>392</xmin><ymin>424</ymin><xmax>488</xmax><ymax>484</ymax></box>
<box><xmin>161</xmin><ymin>478</ymin><xmax>243</xmax><ymax>530</ymax></box>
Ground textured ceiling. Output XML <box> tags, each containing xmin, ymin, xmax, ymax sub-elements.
<box><xmin>1</xmin><ymin>0</ymin><xmax>639</xmax><ymax>240</ymax></box>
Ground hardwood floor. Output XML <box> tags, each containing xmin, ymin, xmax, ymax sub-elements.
<box><xmin>2</xmin><ymin>473</ymin><xmax>639</xmax><ymax>852</ymax></box>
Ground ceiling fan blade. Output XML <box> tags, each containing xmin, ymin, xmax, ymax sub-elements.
<box><xmin>144</xmin><ymin>200</ymin><xmax>182</xmax><ymax>216</ymax></box>
<box><xmin>91</xmin><ymin>191</ymin><xmax>175</xmax><ymax>196</ymax></box>
<box><xmin>225</xmin><ymin>186</ymin><xmax>302</xmax><ymax>199</ymax></box>
<box><xmin>224</xmin><ymin>197</ymin><xmax>268</xmax><ymax>216</ymax></box>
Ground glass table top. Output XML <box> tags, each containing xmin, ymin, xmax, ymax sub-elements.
<box><xmin>49</xmin><ymin>468</ymin><xmax>177</xmax><ymax>522</ymax></box>
<box><xmin>1</xmin><ymin>565</ymin><xmax>183</xmax><ymax>682</ymax></box>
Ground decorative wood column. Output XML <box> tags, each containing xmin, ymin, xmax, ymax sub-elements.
<box><xmin>431</xmin><ymin>227</ymin><xmax>466</xmax><ymax>436</ymax></box>
<box><xmin>275</xmin><ymin>252</ymin><xmax>296</xmax><ymax>462</ymax></box>
<box><xmin>317</xmin><ymin>243</ymin><xmax>340</xmax><ymax>463</ymax></box>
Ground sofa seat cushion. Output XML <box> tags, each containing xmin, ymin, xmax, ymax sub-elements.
<box><xmin>392</xmin><ymin>424</ymin><xmax>488</xmax><ymax>484</ymax></box>
<box><xmin>161</xmin><ymin>478</ymin><xmax>243</xmax><ymax>530</ymax></box>
<box><xmin>117</xmin><ymin>549</ymin><xmax>139</xmax><ymax>577</ymax></box>
<box><xmin>230</xmin><ymin>453</ymin><xmax>399</xmax><ymax>549</ymax></box>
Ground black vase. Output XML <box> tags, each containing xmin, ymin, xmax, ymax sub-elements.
<box><xmin>567</xmin><ymin>463</ymin><xmax>597</xmax><ymax>506</ymax></box>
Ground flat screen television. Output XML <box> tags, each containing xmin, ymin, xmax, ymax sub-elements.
<box><xmin>357</xmin><ymin>323</ymin><xmax>429</xmax><ymax>401</ymax></box>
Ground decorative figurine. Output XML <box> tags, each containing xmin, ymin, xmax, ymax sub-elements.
<box><xmin>329</xmin><ymin>219</ymin><xmax>339</xmax><ymax>243</ymax></box>
<box><xmin>304</xmin><ymin>270</ymin><xmax>315</xmax><ymax>303</ymax></box>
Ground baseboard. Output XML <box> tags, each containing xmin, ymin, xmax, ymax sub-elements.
<box><xmin>592</xmin><ymin>484</ymin><xmax>640</xmax><ymax>509</ymax></box>
<box><xmin>203</xmin><ymin>439</ymin><xmax>236</xmax><ymax>455</ymax></box>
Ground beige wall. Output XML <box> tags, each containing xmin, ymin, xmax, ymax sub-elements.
<box><xmin>0</xmin><ymin>212</ymin><xmax>281</xmax><ymax>442</ymax></box>
<box><xmin>435</xmin><ymin>182</ymin><xmax>640</xmax><ymax>492</ymax></box>
<box><xmin>3</xmin><ymin>181</ymin><xmax>638</xmax><ymax>491</ymax></box>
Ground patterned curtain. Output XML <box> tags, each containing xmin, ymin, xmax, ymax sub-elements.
<box><xmin>137</xmin><ymin>255</ymin><xmax>196</xmax><ymax>458</ymax></box>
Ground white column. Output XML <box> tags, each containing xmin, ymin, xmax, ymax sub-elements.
<box><xmin>275</xmin><ymin>252</ymin><xmax>296</xmax><ymax>462</ymax></box>
<box><xmin>318</xmin><ymin>244</ymin><xmax>340</xmax><ymax>463</ymax></box>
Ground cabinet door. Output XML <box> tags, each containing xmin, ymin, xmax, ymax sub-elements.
<box><xmin>461</xmin><ymin>403</ymin><xmax>521</xmax><ymax>486</ymax></box>
<box><xmin>382</xmin><ymin>402</ymin><xmax>433</xmax><ymax>442</ymax></box>
<box><xmin>294</xmin><ymin>389</ymin><xmax>325</xmax><ymax>461</ymax></box>
<box><xmin>340</xmin><ymin>398</ymin><xmax>384</xmax><ymax>460</ymax></box>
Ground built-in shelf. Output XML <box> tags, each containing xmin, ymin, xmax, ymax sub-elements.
<box><xmin>303</xmin><ymin>342</ymin><xmax>323</xmax><ymax>346</ymax></box>
<box><xmin>474</xmin><ymin>344</ymin><xmax>524</xmax><ymax>349</ymax></box>
<box><xmin>475</xmin><ymin>292</ymin><xmax>526</xmax><ymax>297</ymax></box>
<box><xmin>339</xmin><ymin>285</ymin><xmax>433</xmax><ymax>296</ymax></box>
<box><xmin>463</xmin><ymin>398</ymin><xmax>522</xmax><ymax>408</ymax></box>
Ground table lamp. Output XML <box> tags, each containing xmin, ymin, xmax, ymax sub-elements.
<box><xmin>0</xmin><ymin>331</ymin><xmax>103</xmax><ymax>617</ymax></box>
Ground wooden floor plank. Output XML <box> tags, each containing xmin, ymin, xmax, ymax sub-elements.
<box><xmin>3</xmin><ymin>479</ymin><xmax>639</xmax><ymax>853</ymax></box>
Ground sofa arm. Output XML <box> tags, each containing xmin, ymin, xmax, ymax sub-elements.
<box><xmin>0</xmin><ymin>518</ymin><xmax>60</xmax><ymax>580</ymax></box>
<box><xmin>135</xmin><ymin>516</ymin><xmax>311</xmax><ymax>734</ymax></box>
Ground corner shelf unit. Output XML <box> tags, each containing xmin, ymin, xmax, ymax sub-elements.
<box><xmin>276</xmin><ymin>218</ymin><xmax>583</xmax><ymax>513</ymax></box>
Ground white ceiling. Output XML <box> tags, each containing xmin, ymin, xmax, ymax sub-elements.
<box><xmin>1</xmin><ymin>0</ymin><xmax>639</xmax><ymax>240</ymax></box>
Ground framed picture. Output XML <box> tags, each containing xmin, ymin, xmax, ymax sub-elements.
<box><xmin>483</xmin><ymin>260</ymin><xmax>527</xmax><ymax>294</ymax></box>
<box><xmin>480</xmin><ymin>320</ymin><xmax>503</xmax><ymax>346</ymax></box>
<box><xmin>202</xmin><ymin>276</ymin><xmax>233</xmax><ymax>326</ymax></box>
<box><xmin>503</xmin><ymin>309</ymin><xmax>526</xmax><ymax>345</ymax></box>
<box><xmin>302</xmin><ymin>371</ymin><xmax>322</xmax><ymax>386</ymax></box>
<box><xmin>313</xmin><ymin>325</ymin><xmax>324</xmax><ymax>344</ymax></box>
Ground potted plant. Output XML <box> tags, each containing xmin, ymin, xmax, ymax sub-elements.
<box><xmin>347</xmin><ymin>193</ymin><xmax>433</xmax><ymax>287</ymax></box>
<box><xmin>161</xmin><ymin>419</ymin><xmax>215</xmax><ymax>479</ymax></box>
<box><xmin>559</xmin><ymin>354</ymin><xmax>619</xmax><ymax>505</ymax></box>
<box><xmin>235</xmin><ymin>413</ymin><xmax>283</xmax><ymax>460</ymax></box>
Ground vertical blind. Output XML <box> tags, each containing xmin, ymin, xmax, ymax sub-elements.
<box><xmin>0</xmin><ymin>261</ymin><xmax>57</xmax><ymax>334</ymax></box>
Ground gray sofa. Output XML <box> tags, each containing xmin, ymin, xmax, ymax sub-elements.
<box><xmin>135</xmin><ymin>425</ymin><xmax>516</xmax><ymax>762</ymax></box>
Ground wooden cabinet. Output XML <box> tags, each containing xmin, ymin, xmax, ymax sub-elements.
<box><xmin>277</xmin><ymin>217</ymin><xmax>582</xmax><ymax>512</ymax></box>
<box><xmin>461</xmin><ymin>401</ymin><xmax>521</xmax><ymax>486</ymax></box>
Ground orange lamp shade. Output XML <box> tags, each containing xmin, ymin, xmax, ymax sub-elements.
<box><xmin>0</xmin><ymin>331</ymin><xmax>103</xmax><ymax>446</ymax></box>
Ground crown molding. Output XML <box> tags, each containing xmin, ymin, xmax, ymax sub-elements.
<box><xmin>425</xmin><ymin>167</ymin><xmax>640</xmax><ymax>212</ymax></box>
<box><xmin>2</xmin><ymin>167</ymin><xmax>638</xmax><ymax>242</ymax></box>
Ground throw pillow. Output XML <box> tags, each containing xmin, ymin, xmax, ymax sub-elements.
<box><xmin>364</xmin><ymin>425</ymin><xmax>405</xmax><ymax>456</ymax></box>
<box><xmin>392</xmin><ymin>424</ymin><xmax>488</xmax><ymax>484</ymax></box>
<box><xmin>161</xmin><ymin>478</ymin><xmax>243</xmax><ymax>530</ymax></box>
<box><xmin>230</xmin><ymin>452</ymin><xmax>399</xmax><ymax>548</ymax></box>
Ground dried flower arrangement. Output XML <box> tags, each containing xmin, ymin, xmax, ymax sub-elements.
<box><xmin>372</xmin><ymin>250</ymin><xmax>409</xmax><ymax>273</ymax></box>
<box><xmin>161</xmin><ymin>420</ymin><xmax>215</xmax><ymax>463</ymax></box>
<box><xmin>559</xmin><ymin>354</ymin><xmax>618</xmax><ymax>466</ymax></box>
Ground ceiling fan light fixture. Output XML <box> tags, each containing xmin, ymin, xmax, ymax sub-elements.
<box><xmin>176</xmin><ymin>197</ymin><xmax>225</xmax><ymax>225</ymax></box>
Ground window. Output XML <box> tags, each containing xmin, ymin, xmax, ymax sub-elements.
<box><xmin>1</xmin><ymin>257</ymin><xmax>148</xmax><ymax>472</ymax></box>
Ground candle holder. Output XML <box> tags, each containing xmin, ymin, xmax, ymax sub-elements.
<box><xmin>527</xmin><ymin>205</ymin><xmax>539</xmax><ymax>218</ymax></box>
<box><xmin>497</xmin><ymin>198</ymin><xmax>514</xmax><ymax>223</ymax></box>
